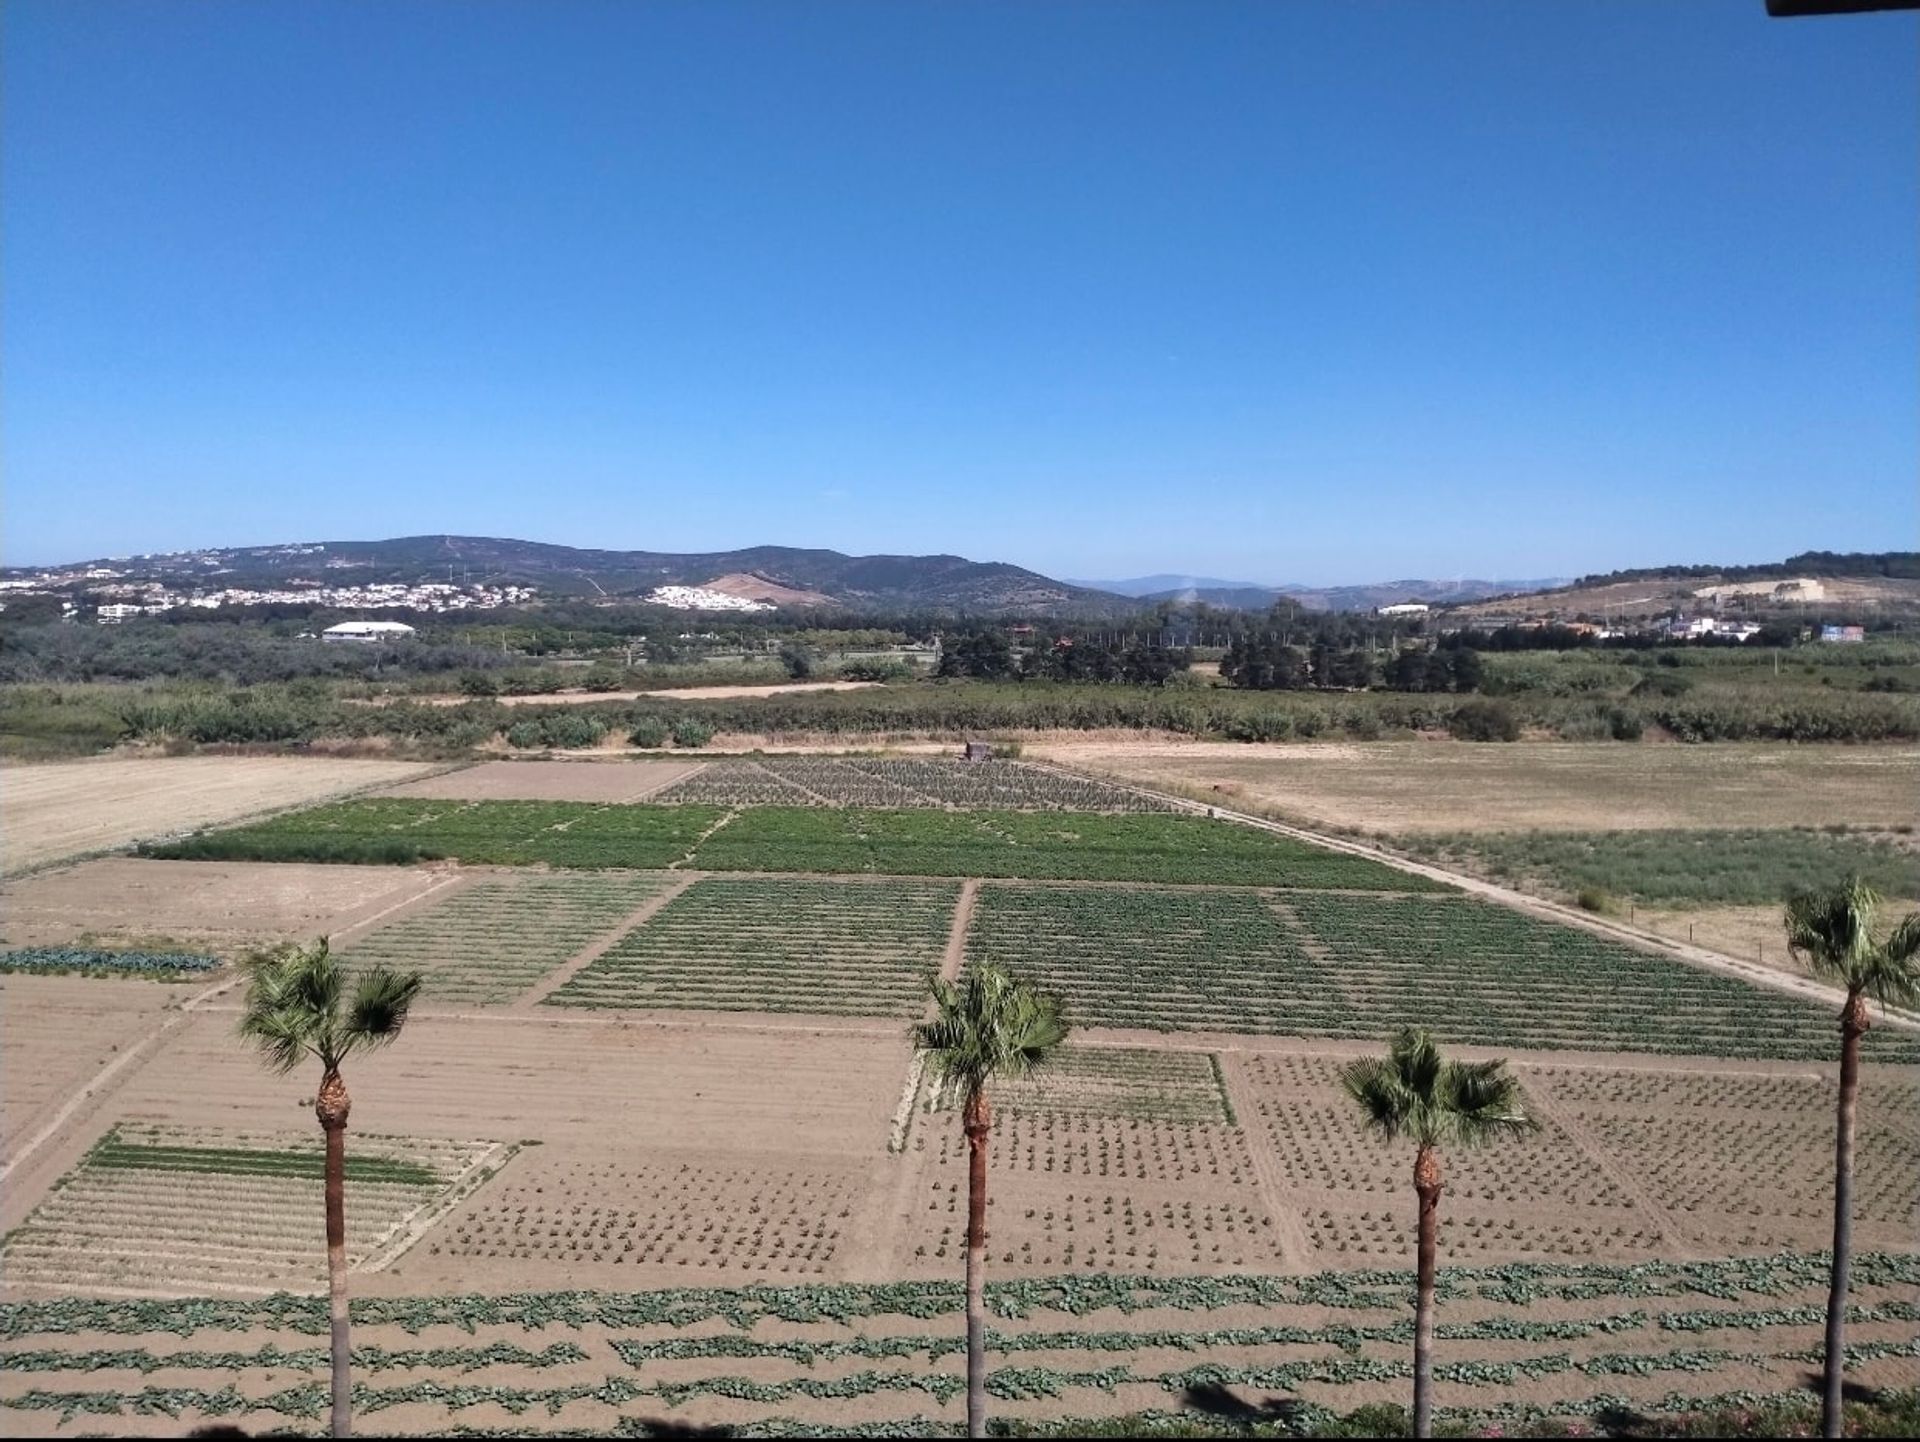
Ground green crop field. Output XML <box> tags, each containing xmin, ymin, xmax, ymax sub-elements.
<box><xmin>143</xmin><ymin>798</ymin><xmax>724</xmax><ymax>869</ymax></box>
<box><xmin>152</xmin><ymin>799</ymin><xmax>1438</xmax><ymax>887</ymax></box>
<box><xmin>1398</xmin><ymin>827</ymin><xmax>1920</xmax><ymax>907</ymax></box>
<box><xmin>694</xmin><ymin>807</ymin><xmax>1437</xmax><ymax>887</ymax></box>
<box><xmin>340</xmin><ymin>871</ymin><xmax>676</xmax><ymax>1005</ymax></box>
<box><xmin>651</xmin><ymin>757</ymin><xmax>1177</xmax><ymax>812</ymax></box>
<box><xmin>544</xmin><ymin>876</ymin><xmax>961</xmax><ymax>1015</ymax></box>
<box><xmin>964</xmin><ymin>884</ymin><xmax>1920</xmax><ymax>1062</ymax></box>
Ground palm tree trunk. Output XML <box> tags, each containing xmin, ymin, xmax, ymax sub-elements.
<box><xmin>1822</xmin><ymin>992</ymin><xmax>1867</xmax><ymax>1440</ymax></box>
<box><xmin>317</xmin><ymin>1068</ymin><xmax>353</xmax><ymax>1440</ymax></box>
<box><xmin>963</xmin><ymin>1088</ymin><xmax>993</xmax><ymax>1440</ymax></box>
<box><xmin>1413</xmin><ymin>1144</ymin><xmax>1443</xmax><ymax>1440</ymax></box>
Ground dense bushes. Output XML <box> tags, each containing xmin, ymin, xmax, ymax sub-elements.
<box><xmin>66</xmin><ymin>672</ymin><xmax>1920</xmax><ymax>756</ymax></box>
<box><xmin>1446</xmin><ymin>700</ymin><xmax>1521</xmax><ymax>742</ymax></box>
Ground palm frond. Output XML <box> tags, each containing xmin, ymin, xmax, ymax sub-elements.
<box><xmin>344</xmin><ymin>966</ymin><xmax>423</xmax><ymax>1052</ymax></box>
<box><xmin>1784</xmin><ymin>876</ymin><xmax>1880</xmax><ymax>990</ymax></box>
<box><xmin>1861</xmin><ymin>911</ymin><xmax>1920</xmax><ymax>1013</ymax></box>
<box><xmin>1442</xmin><ymin>1057</ymin><xmax>1538</xmax><ymax>1144</ymax></box>
<box><xmin>1342</xmin><ymin>1027</ymin><xmax>1532</xmax><ymax>1152</ymax></box>
<box><xmin>1339</xmin><ymin>1055</ymin><xmax>1413</xmax><ymax>1144</ymax></box>
<box><xmin>237</xmin><ymin>941</ymin><xmax>336</xmax><ymax>1073</ymax></box>
<box><xmin>912</xmin><ymin>963</ymin><xmax>1069</xmax><ymax>1103</ymax></box>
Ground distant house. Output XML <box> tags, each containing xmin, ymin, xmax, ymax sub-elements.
<box><xmin>321</xmin><ymin>620</ymin><xmax>417</xmax><ymax>644</ymax></box>
<box><xmin>1376</xmin><ymin>602</ymin><xmax>1429</xmax><ymax>617</ymax></box>
<box><xmin>1819</xmin><ymin>624</ymin><xmax>1866</xmax><ymax>644</ymax></box>
<box><xmin>95</xmin><ymin>604</ymin><xmax>143</xmax><ymax>625</ymax></box>
<box><xmin>963</xmin><ymin>741</ymin><xmax>994</xmax><ymax>763</ymax></box>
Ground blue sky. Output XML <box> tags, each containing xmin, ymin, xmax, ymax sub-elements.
<box><xmin>4</xmin><ymin>0</ymin><xmax>1914</xmax><ymax>584</ymax></box>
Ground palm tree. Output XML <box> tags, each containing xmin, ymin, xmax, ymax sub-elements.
<box><xmin>913</xmin><ymin>963</ymin><xmax>1068</xmax><ymax>1439</ymax></box>
<box><xmin>238</xmin><ymin>939</ymin><xmax>422</xmax><ymax>1440</ymax></box>
<box><xmin>1340</xmin><ymin>1028</ymin><xmax>1535</xmax><ymax>1439</ymax></box>
<box><xmin>1784</xmin><ymin>877</ymin><xmax>1920</xmax><ymax>1440</ymax></box>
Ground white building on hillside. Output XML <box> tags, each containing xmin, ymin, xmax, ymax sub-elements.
<box><xmin>321</xmin><ymin>620</ymin><xmax>417</xmax><ymax>643</ymax></box>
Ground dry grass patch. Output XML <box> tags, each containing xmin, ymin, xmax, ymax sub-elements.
<box><xmin>1033</xmin><ymin>738</ymin><xmax>1920</xmax><ymax>833</ymax></box>
<box><xmin>0</xmin><ymin>756</ymin><xmax>440</xmax><ymax>875</ymax></box>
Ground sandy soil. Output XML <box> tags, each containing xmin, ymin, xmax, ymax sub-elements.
<box><xmin>1638</xmin><ymin>899</ymin><xmax>1920</xmax><ymax>976</ymax></box>
<box><xmin>0</xmin><ymin>755</ymin><xmax>440</xmax><ymax>875</ymax></box>
<box><xmin>379</xmin><ymin>758</ymin><xmax>706</xmax><ymax>802</ymax></box>
<box><xmin>0</xmin><ymin>858</ymin><xmax>456</xmax><ymax>952</ymax></box>
<box><xmin>1032</xmin><ymin>738</ymin><xmax>1920</xmax><ymax>834</ymax></box>
<box><xmin>0</xmin><ymin>989</ymin><xmax>1912</xmax><ymax>1434</ymax></box>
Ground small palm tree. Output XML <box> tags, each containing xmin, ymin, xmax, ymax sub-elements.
<box><xmin>1341</xmin><ymin>1028</ymin><xmax>1535</xmax><ymax>1439</ymax></box>
<box><xmin>913</xmin><ymin>964</ymin><xmax>1068</xmax><ymax>1439</ymax></box>
<box><xmin>239</xmin><ymin>939</ymin><xmax>422</xmax><ymax>1440</ymax></box>
<box><xmin>1784</xmin><ymin>877</ymin><xmax>1920</xmax><ymax>1440</ymax></box>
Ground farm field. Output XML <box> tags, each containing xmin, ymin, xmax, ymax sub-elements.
<box><xmin>0</xmin><ymin>857</ymin><xmax>453</xmax><ymax>953</ymax></box>
<box><xmin>0</xmin><ymin>755</ymin><xmax>442</xmax><ymax>876</ymax></box>
<box><xmin>963</xmin><ymin>884</ymin><xmax>1920</xmax><ymax>1062</ymax></box>
<box><xmin>3</xmin><ymin>756</ymin><xmax>1918</xmax><ymax>1435</ymax></box>
<box><xmin>1397</xmin><ymin>828</ymin><xmax>1920</xmax><ymax>910</ymax></box>
<box><xmin>147</xmin><ymin>798</ymin><xmax>727</xmax><ymax>868</ymax></box>
<box><xmin>546</xmin><ymin>877</ymin><xmax>960</xmax><ymax>1016</ymax></box>
<box><xmin>1030</xmin><ymin>739</ymin><xmax>1920</xmax><ymax>834</ymax></box>
<box><xmin>341</xmin><ymin>871</ymin><xmax>680</xmax><ymax>1005</ymax></box>
<box><xmin>1</xmin><ymin>1016</ymin><xmax>1916</xmax><ymax>1434</ymax></box>
<box><xmin>648</xmin><ymin>756</ymin><xmax>1177</xmax><ymax>812</ymax></box>
<box><xmin>147</xmin><ymin>800</ymin><xmax>1437</xmax><ymax>887</ymax></box>
<box><xmin>692</xmin><ymin>808</ymin><xmax>1435</xmax><ymax>887</ymax></box>
<box><xmin>379</xmin><ymin>758</ymin><xmax>707</xmax><ymax>802</ymax></box>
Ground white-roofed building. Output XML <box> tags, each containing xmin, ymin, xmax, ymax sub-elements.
<box><xmin>321</xmin><ymin>620</ymin><xmax>417</xmax><ymax>643</ymax></box>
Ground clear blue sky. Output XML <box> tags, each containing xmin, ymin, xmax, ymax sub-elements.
<box><xmin>4</xmin><ymin>0</ymin><xmax>1914</xmax><ymax>584</ymax></box>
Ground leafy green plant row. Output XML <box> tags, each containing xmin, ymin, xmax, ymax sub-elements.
<box><xmin>0</xmin><ymin>947</ymin><xmax>219</xmax><ymax>977</ymax></box>
<box><xmin>14</xmin><ymin>1339</ymin><xmax>1919</xmax><ymax>1426</ymax></box>
<box><xmin>6</xmin><ymin>1250</ymin><xmax>1915</xmax><ymax>1342</ymax></box>
<box><xmin>608</xmin><ymin>1297</ymin><xmax>1920</xmax><ymax>1369</ymax></box>
<box><xmin>150</xmin><ymin>799</ymin><xmax>1432</xmax><ymax>890</ymax></box>
<box><xmin>0</xmin><ymin>1339</ymin><xmax>587</xmax><ymax>1375</ymax></box>
<box><xmin>86</xmin><ymin>1138</ymin><xmax>441</xmax><ymax>1188</ymax></box>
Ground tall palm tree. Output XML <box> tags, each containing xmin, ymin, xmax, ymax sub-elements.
<box><xmin>913</xmin><ymin>963</ymin><xmax>1068</xmax><ymax>1439</ymax></box>
<box><xmin>1784</xmin><ymin>877</ymin><xmax>1920</xmax><ymax>1440</ymax></box>
<box><xmin>1340</xmin><ymin>1027</ymin><xmax>1535</xmax><ymax>1439</ymax></box>
<box><xmin>238</xmin><ymin>939</ymin><xmax>422</xmax><ymax>1440</ymax></box>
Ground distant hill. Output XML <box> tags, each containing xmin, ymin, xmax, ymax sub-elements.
<box><xmin>19</xmin><ymin>536</ymin><xmax>1126</xmax><ymax>614</ymax></box>
<box><xmin>1112</xmin><ymin>577</ymin><xmax>1571</xmax><ymax>613</ymax></box>
<box><xmin>1444</xmin><ymin>553</ymin><xmax>1920</xmax><ymax>623</ymax></box>
<box><xmin>1070</xmin><ymin>574</ymin><xmax>1283</xmax><ymax>598</ymax></box>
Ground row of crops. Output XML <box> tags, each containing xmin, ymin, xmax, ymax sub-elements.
<box><xmin>649</xmin><ymin>758</ymin><xmax>1177</xmax><ymax>813</ymax></box>
<box><xmin>0</xmin><ymin>1125</ymin><xmax>498</xmax><ymax>1296</ymax></box>
<box><xmin>980</xmin><ymin>1046</ymin><xmax>1234</xmax><ymax>1126</ymax></box>
<box><xmin>143</xmin><ymin>799</ymin><xmax>726</xmax><ymax>869</ymax></box>
<box><xmin>340</xmin><ymin>871</ymin><xmax>677</xmax><ymax>1005</ymax></box>
<box><xmin>0</xmin><ymin>947</ymin><xmax>219</xmax><ymax>977</ymax></box>
<box><xmin>143</xmin><ymin>799</ymin><xmax>1433</xmax><ymax>888</ymax></box>
<box><xmin>545</xmin><ymin>878</ymin><xmax>960</xmax><ymax>1016</ymax></box>
<box><xmin>964</xmin><ymin>884</ymin><xmax>1920</xmax><ymax>1062</ymax></box>
<box><xmin>692</xmin><ymin>808</ymin><xmax>1431</xmax><ymax>887</ymax></box>
<box><xmin>3</xmin><ymin>1253</ymin><xmax>1915</xmax><ymax>1432</ymax></box>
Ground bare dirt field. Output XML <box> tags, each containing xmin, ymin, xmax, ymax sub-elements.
<box><xmin>1033</xmin><ymin>738</ymin><xmax>1920</xmax><ymax>833</ymax></box>
<box><xmin>1</xmin><ymin>980</ymin><xmax>1913</xmax><ymax>1435</ymax></box>
<box><xmin>0</xmin><ymin>755</ymin><xmax>441</xmax><ymax>876</ymax></box>
<box><xmin>1638</xmin><ymin>900</ymin><xmax>1920</xmax><ymax>977</ymax></box>
<box><xmin>379</xmin><ymin>758</ymin><xmax>706</xmax><ymax>802</ymax></box>
<box><xmin>0</xmin><ymin>858</ymin><xmax>457</xmax><ymax>953</ymax></box>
